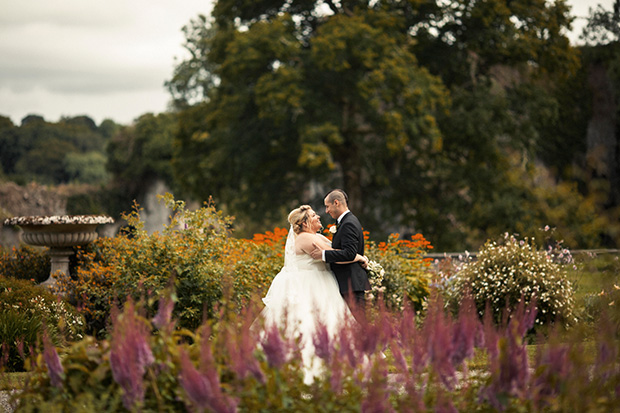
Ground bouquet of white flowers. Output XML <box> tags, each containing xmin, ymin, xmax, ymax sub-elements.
<box><xmin>365</xmin><ymin>259</ymin><xmax>386</xmax><ymax>301</ymax></box>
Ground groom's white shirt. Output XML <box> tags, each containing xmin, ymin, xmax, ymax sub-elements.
<box><xmin>322</xmin><ymin>210</ymin><xmax>350</xmax><ymax>261</ymax></box>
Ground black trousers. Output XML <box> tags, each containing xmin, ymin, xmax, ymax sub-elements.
<box><xmin>343</xmin><ymin>290</ymin><xmax>366</xmax><ymax>309</ymax></box>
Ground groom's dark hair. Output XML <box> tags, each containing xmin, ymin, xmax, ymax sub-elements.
<box><xmin>326</xmin><ymin>189</ymin><xmax>348</xmax><ymax>205</ymax></box>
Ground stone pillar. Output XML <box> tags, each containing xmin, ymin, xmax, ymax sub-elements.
<box><xmin>43</xmin><ymin>247</ymin><xmax>74</xmax><ymax>288</ymax></box>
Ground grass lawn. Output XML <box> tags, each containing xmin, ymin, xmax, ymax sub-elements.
<box><xmin>568</xmin><ymin>252</ymin><xmax>619</xmax><ymax>299</ymax></box>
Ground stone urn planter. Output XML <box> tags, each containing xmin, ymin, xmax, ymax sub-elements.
<box><xmin>3</xmin><ymin>214</ymin><xmax>114</xmax><ymax>288</ymax></box>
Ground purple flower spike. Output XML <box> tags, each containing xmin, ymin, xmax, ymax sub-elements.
<box><xmin>482</xmin><ymin>299</ymin><xmax>532</xmax><ymax>409</ymax></box>
<box><xmin>329</xmin><ymin>358</ymin><xmax>344</xmax><ymax>394</ymax></box>
<box><xmin>227</xmin><ymin>312</ymin><xmax>265</xmax><ymax>383</ymax></box>
<box><xmin>152</xmin><ymin>293</ymin><xmax>175</xmax><ymax>332</ymax></box>
<box><xmin>313</xmin><ymin>321</ymin><xmax>331</xmax><ymax>362</ymax></box>
<box><xmin>435</xmin><ymin>389</ymin><xmax>458</xmax><ymax>413</ymax></box>
<box><xmin>179</xmin><ymin>349</ymin><xmax>238</xmax><ymax>413</ymax></box>
<box><xmin>390</xmin><ymin>340</ymin><xmax>408</xmax><ymax>373</ymax></box>
<box><xmin>42</xmin><ymin>332</ymin><xmax>64</xmax><ymax>388</ymax></box>
<box><xmin>337</xmin><ymin>326</ymin><xmax>359</xmax><ymax>369</ymax></box>
<box><xmin>532</xmin><ymin>341</ymin><xmax>570</xmax><ymax>406</ymax></box>
<box><xmin>179</xmin><ymin>350</ymin><xmax>213</xmax><ymax>408</ymax></box>
<box><xmin>261</xmin><ymin>323</ymin><xmax>287</xmax><ymax>368</ymax></box>
<box><xmin>109</xmin><ymin>299</ymin><xmax>155</xmax><ymax>410</ymax></box>
<box><xmin>425</xmin><ymin>297</ymin><xmax>455</xmax><ymax>387</ymax></box>
<box><xmin>451</xmin><ymin>293</ymin><xmax>482</xmax><ymax>367</ymax></box>
<box><xmin>361</xmin><ymin>357</ymin><xmax>392</xmax><ymax>413</ymax></box>
<box><xmin>483</xmin><ymin>305</ymin><xmax>499</xmax><ymax>360</ymax></box>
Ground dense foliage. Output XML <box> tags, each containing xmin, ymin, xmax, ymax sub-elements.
<box><xmin>2</xmin><ymin>2</ymin><xmax>620</xmax><ymax>251</ymax></box>
<box><xmin>0</xmin><ymin>115</ymin><xmax>117</xmax><ymax>186</ymax></box>
<box><xmin>54</xmin><ymin>195</ymin><xmax>433</xmax><ymax>337</ymax></box>
<box><xmin>0</xmin><ymin>276</ymin><xmax>84</xmax><ymax>371</ymax></box>
<box><xmin>162</xmin><ymin>0</ymin><xmax>620</xmax><ymax>249</ymax></box>
<box><xmin>0</xmin><ymin>245</ymin><xmax>50</xmax><ymax>284</ymax></box>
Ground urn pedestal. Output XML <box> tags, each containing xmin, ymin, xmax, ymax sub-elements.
<box><xmin>3</xmin><ymin>215</ymin><xmax>114</xmax><ymax>289</ymax></box>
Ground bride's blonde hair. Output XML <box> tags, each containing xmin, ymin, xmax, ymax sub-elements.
<box><xmin>288</xmin><ymin>205</ymin><xmax>313</xmax><ymax>234</ymax></box>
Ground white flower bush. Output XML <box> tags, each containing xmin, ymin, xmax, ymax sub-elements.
<box><xmin>446</xmin><ymin>233</ymin><xmax>577</xmax><ymax>328</ymax></box>
<box><xmin>29</xmin><ymin>295</ymin><xmax>85</xmax><ymax>341</ymax></box>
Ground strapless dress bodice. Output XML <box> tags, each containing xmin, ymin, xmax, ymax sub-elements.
<box><xmin>294</xmin><ymin>253</ymin><xmax>330</xmax><ymax>272</ymax></box>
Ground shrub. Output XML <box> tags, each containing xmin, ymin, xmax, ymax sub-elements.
<box><xmin>0</xmin><ymin>245</ymin><xmax>51</xmax><ymax>284</ymax></box>
<box><xmin>444</xmin><ymin>233</ymin><xmax>577</xmax><ymax>329</ymax></box>
<box><xmin>582</xmin><ymin>283</ymin><xmax>620</xmax><ymax>336</ymax></box>
<box><xmin>54</xmin><ymin>195</ymin><xmax>285</xmax><ymax>336</ymax></box>
<box><xmin>0</xmin><ymin>276</ymin><xmax>84</xmax><ymax>371</ymax></box>
<box><xmin>364</xmin><ymin>233</ymin><xmax>434</xmax><ymax>312</ymax></box>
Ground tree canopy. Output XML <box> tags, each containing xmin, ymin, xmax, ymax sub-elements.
<box><xmin>163</xmin><ymin>0</ymin><xmax>620</xmax><ymax>248</ymax></box>
<box><xmin>0</xmin><ymin>115</ymin><xmax>117</xmax><ymax>186</ymax></box>
<box><xmin>166</xmin><ymin>0</ymin><xmax>615</xmax><ymax>248</ymax></box>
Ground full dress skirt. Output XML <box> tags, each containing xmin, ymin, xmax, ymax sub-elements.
<box><xmin>259</xmin><ymin>253</ymin><xmax>353</xmax><ymax>382</ymax></box>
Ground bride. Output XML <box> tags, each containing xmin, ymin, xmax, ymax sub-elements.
<box><xmin>258</xmin><ymin>205</ymin><xmax>368</xmax><ymax>381</ymax></box>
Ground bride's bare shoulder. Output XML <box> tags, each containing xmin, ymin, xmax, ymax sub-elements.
<box><xmin>295</xmin><ymin>232</ymin><xmax>315</xmax><ymax>244</ymax></box>
<box><xmin>295</xmin><ymin>232</ymin><xmax>323</xmax><ymax>247</ymax></box>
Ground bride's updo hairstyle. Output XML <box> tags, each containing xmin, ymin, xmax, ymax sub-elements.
<box><xmin>288</xmin><ymin>205</ymin><xmax>313</xmax><ymax>235</ymax></box>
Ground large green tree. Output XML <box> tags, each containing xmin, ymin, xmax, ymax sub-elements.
<box><xmin>410</xmin><ymin>0</ymin><xmax>589</xmax><ymax>247</ymax></box>
<box><xmin>169</xmin><ymin>1</ymin><xmax>449</xmax><ymax>236</ymax></box>
<box><xmin>0</xmin><ymin>115</ymin><xmax>116</xmax><ymax>186</ymax></box>
<box><xmin>169</xmin><ymin>0</ymin><xmax>613</xmax><ymax>248</ymax></box>
<box><xmin>105</xmin><ymin>112</ymin><xmax>179</xmax><ymax>215</ymax></box>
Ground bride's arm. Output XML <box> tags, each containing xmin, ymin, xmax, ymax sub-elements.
<box><xmin>312</xmin><ymin>235</ymin><xmax>368</xmax><ymax>266</ymax></box>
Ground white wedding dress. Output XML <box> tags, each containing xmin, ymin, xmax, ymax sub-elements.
<box><xmin>259</xmin><ymin>227</ymin><xmax>353</xmax><ymax>383</ymax></box>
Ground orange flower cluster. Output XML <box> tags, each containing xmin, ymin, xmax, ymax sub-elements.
<box><xmin>250</xmin><ymin>227</ymin><xmax>289</xmax><ymax>246</ymax></box>
<box><xmin>377</xmin><ymin>233</ymin><xmax>433</xmax><ymax>252</ymax></box>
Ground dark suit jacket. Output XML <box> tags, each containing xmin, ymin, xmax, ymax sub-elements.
<box><xmin>324</xmin><ymin>212</ymin><xmax>369</xmax><ymax>295</ymax></box>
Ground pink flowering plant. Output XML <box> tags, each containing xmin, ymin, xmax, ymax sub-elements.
<box><xmin>14</xmin><ymin>290</ymin><xmax>620</xmax><ymax>412</ymax></box>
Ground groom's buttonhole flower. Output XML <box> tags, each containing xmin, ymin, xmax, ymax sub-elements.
<box><xmin>329</xmin><ymin>225</ymin><xmax>337</xmax><ymax>234</ymax></box>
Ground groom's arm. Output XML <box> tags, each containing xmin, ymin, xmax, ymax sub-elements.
<box><xmin>323</xmin><ymin>223</ymin><xmax>360</xmax><ymax>263</ymax></box>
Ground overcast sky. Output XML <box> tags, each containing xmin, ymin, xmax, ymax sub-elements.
<box><xmin>0</xmin><ymin>0</ymin><xmax>613</xmax><ymax>126</ymax></box>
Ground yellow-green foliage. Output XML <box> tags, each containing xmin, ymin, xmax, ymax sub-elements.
<box><xmin>54</xmin><ymin>195</ymin><xmax>271</xmax><ymax>336</ymax></box>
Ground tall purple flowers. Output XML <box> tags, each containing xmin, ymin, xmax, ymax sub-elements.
<box><xmin>42</xmin><ymin>331</ymin><xmax>64</xmax><ymax>388</ymax></box>
<box><xmin>178</xmin><ymin>333</ymin><xmax>238</xmax><ymax>413</ymax></box>
<box><xmin>261</xmin><ymin>323</ymin><xmax>288</xmax><ymax>368</ymax></box>
<box><xmin>151</xmin><ymin>291</ymin><xmax>175</xmax><ymax>332</ymax></box>
<box><xmin>109</xmin><ymin>299</ymin><xmax>155</xmax><ymax>410</ymax></box>
<box><xmin>482</xmin><ymin>299</ymin><xmax>537</xmax><ymax>409</ymax></box>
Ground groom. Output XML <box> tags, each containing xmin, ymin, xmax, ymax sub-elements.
<box><xmin>311</xmin><ymin>189</ymin><xmax>369</xmax><ymax>307</ymax></box>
